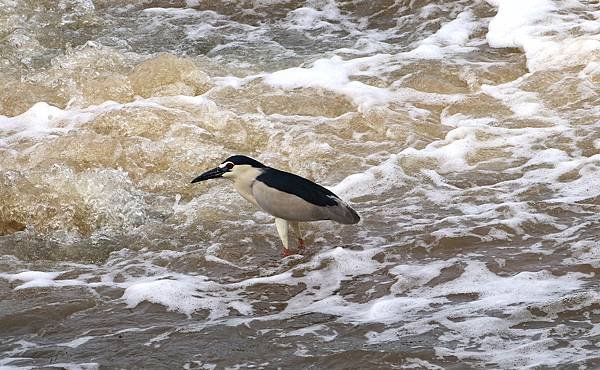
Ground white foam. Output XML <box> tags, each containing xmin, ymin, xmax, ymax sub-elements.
<box><xmin>363</xmin><ymin>296</ymin><xmax>432</xmax><ymax>323</ymax></box>
<box><xmin>284</xmin><ymin>4</ymin><xmax>342</xmax><ymax>31</ymax></box>
<box><xmin>579</xmin><ymin>61</ymin><xmax>600</xmax><ymax>80</ymax></box>
<box><xmin>59</xmin><ymin>336</ymin><xmax>95</xmax><ymax>349</ymax></box>
<box><xmin>42</xmin><ymin>363</ymin><xmax>99</xmax><ymax>370</ymax></box>
<box><xmin>3</xmin><ymin>270</ymin><xmax>62</xmax><ymax>282</ymax></box>
<box><xmin>486</xmin><ymin>0</ymin><xmax>600</xmax><ymax>71</ymax></box>
<box><xmin>142</xmin><ymin>8</ymin><xmax>200</xmax><ymax>16</ymax></box>
<box><xmin>486</xmin><ymin>0</ymin><xmax>557</xmax><ymax>49</ymax></box>
<box><xmin>402</xmin><ymin>358</ymin><xmax>445</xmax><ymax>370</ymax></box>
<box><xmin>389</xmin><ymin>260</ymin><xmax>456</xmax><ymax>294</ymax></box>
<box><xmin>271</xmin><ymin>248</ymin><xmax>383</xmax><ymax>316</ymax></box>
<box><xmin>564</xmin><ymin>240</ymin><xmax>600</xmax><ymax>268</ymax></box>
<box><xmin>0</xmin><ymin>270</ymin><xmax>83</xmax><ymax>290</ymax></box>
<box><xmin>285</xmin><ymin>324</ymin><xmax>337</xmax><ymax>342</ymax></box>
<box><xmin>0</xmin><ymin>101</ymin><xmax>119</xmax><ymax>145</ymax></box>
<box><xmin>0</xmin><ymin>96</ymin><xmax>212</xmax><ymax>146</ymax></box>
<box><xmin>1</xmin><ymin>5</ymin><xmax>598</xmax><ymax>369</ymax></box>
<box><xmin>122</xmin><ymin>276</ymin><xmax>252</xmax><ymax>318</ymax></box>
<box><xmin>368</xmin><ymin>261</ymin><xmax>590</xmax><ymax>366</ymax></box>
<box><xmin>263</xmin><ymin>55</ymin><xmax>393</xmax><ymax>110</ymax></box>
<box><xmin>330</xmin><ymin>154</ymin><xmax>406</xmax><ymax>199</ymax></box>
<box><xmin>550</xmin><ymin>155</ymin><xmax>600</xmax><ymax>201</ymax></box>
<box><xmin>142</xmin><ymin>6</ymin><xmax>224</xmax><ymax>45</ymax></box>
<box><xmin>433</xmin><ymin>11</ymin><xmax>478</xmax><ymax>46</ymax></box>
<box><xmin>401</xmin><ymin>127</ymin><xmax>478</xmax><ymax>172</ymax></box>
<box><xmin>1</xmin><ymin>241</ymin><xmax>595</xmax><ymax>369</ymax></box>
<box><xmin>0</xmin><ymin>102</ymin><xmax>69</xmax><ymax>131</ymax></box>
<box><xmin>498</xmin><ymin>145</ymin><xmax>600</xmax><ymax>203</ymax></box>
<box><xmin>432</xmin><ymin>262</ymin><xmax>584</xmax><ymax>308</ymax></box>
<box><xmin>481</xmin><ymin>81</ymin><xmax>548</xmax><ymax>119</ymax></box>
<box><xmin>0</xmin><ymin>364</ymin><xmax>33</xmax><ymax>370</ymax></box>
<box><xmin>403</xmin><ymin>10</ymin><xmax>480</xmax><ymax>59</ymax></box>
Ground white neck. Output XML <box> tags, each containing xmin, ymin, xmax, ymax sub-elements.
<box><xmin>224</xmin><ymin>165</ymin><xmax>263</xmax><ymax>207</ymax></box>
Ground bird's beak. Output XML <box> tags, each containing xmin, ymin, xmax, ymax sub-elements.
<box><xmin>191</xmin><ymin>166</ymin><xmax>226</xmax><ymax>183</ymax></box>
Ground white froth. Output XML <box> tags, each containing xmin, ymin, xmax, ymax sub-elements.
<box><xmin>485</xmin><ymin>0</ymin><xmax>556</xmax><ymax>49</ymax></box>
<box><xmin>368</xmin><ymin>261</ymin><xmax>590</xmax><ymax>366</ymax></box>
<box><xmin>0</xmin><ymin>270</ymin><xmax>83</xmax><ymax>290</ymax></box>
<box><xmin>265</xmin><ymin>57</ymin><xmax>346</xmax><ymax>87</ymax></box>
<box><xmin>432</xmin><ymin>262</ymin><xmax>584</xmax><ymax>308</ymax></box>
<box><xmin>3</xmin><ymin>270</ymin><xmax>62</xmax><ymax>282</ymax></box>
<box><xmin>122</xmin><ymin>276</ymin><xmax>252</xmax><ymax>318</ymax></box>
<box><xmin>59</xmin><ymin>336</ymin><xmax>95</xmax><ymax>349</ymax></box>
<box><xmin>363</xmin><ymin>296</ymin><xmax>432</xmax><ymax>322</ymax></box>
<box><xmin>433</xmin><ymin>11</ymin><xmax>477</xmax><ymax>46</ymax></box>
<box><xmin>0</xmin><ymin>101</ymin><xmax>121</xmax><ymax>145</ymax></box>
<box><xmin>1</xmin><ymin>241</ymin><xmax>596</xmax><ymax>369</ymax></box>
<box><xmin>486</xmin><ymin>0</ymin><xmax>600</xmax><ymax>71</ymax></box>
<box><xmin>284</xmin><ymin>4</ymin><xmax>342</xmax><ymax>31</ymax></box>
<box><xmin>42</xmin><ymin>363</ymin><xmax>99</xmax><ymax>370</ymax></box>
<box><xmin>143</xmin><ymin>7</ymin><xmax>200</xmax><ymax>16</ymax></box>
<box><xmin>481</xmin><ymin>81</ymin><xmax>548</xmax><ymax>119</ymax></box>
<box><xmin>2</xmin><ymin>1</ymin><xmax>600</xmax><ymax>368</ymax></box>
<box><xmin>263</xmin><ymin>55</ymin><xmax>393</xmax><ymax>110</ymax></box>
<box><xmin>579</xmin><ymin>61</ymin><xmax>600</xmax><ymax>80</ymax></box>
<box><xmin>402</xmin><ymin>127</ymin><xmax>477</xmax><ymax>172</ymax></box>
<box><xmin>331</xmin><ymin>154</ymin><xmax>405</xmax><ymax>198</ymax></box>
<box><xmin>285</xmin><ymin>324</ymin><xmax>337</xmax><ymax>342</ymax></box>
<box><xmin>389</xmin><ymin>260</ymin><xmax>455</xmax><ymax>294</ymax></box>
<box><xmin>550</xmin><ymin>156</ymin><xmax>600</xmax><ymax>201</ymax></box>
<box><xmin>0</xmin><ymin>365</ymin><xmax>33</xmax><ymax>370</ymax></box>
<box><xmin>564</xmin><ymin>240</ymin><xmax>600</xmax><ymax>268</ymax></box>
<box><xmin>440</xmin><ymin>114</ymin><xmax>496</xmax><ymax>128</ymax></box>
<box><xmin>365</xmin><ymin>261</ymin><xmax>585</xmax><ymax>329</ymax></box>
<box><xmin>0</xmin><ymin>102</ymin><xmax>68</xmax><ymax>131</ymax></box>
<box><xmin>403</xmin><ymin>10</ymin><xmax>479</xmax><ymax>59</ymax></box>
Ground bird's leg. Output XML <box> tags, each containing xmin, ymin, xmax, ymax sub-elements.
<box><xmin>275</xmin><ymin>218</ymin><xmax>291</xmax><ymax>257</ymax></box>
<box><xmin>290</xmin><ymin>222</ymin><xmax>305</xmax><ymax>254</ymax></box>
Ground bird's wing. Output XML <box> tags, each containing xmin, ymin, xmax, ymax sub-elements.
<box><xmin>256</xmin><ymin>169</ymin><xmax>338</xmax><ymax>206</ymax></box>
<box><xmin>252</xmin><ymin>168</ymin><xmax>360</xmax><ymax>223</ymax></box>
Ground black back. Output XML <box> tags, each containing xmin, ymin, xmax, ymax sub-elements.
<box><xmin>223</xmin><ymin>155</ymin><xmax>266</xmax><ymax>168</ymax></box>
<box><xmin>257</xmin><ymin>168</ymin><xmax>339</xmax><ymax>207</ymax></box>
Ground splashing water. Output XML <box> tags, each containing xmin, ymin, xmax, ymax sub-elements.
<box><xmin>1</xmin><ymin>0</ymin><xmax>599</xmax><ymax>368</ymax></box>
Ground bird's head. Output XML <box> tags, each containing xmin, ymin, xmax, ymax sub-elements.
<box><xmin>191</xmin><ymin>155</ymin><xmax>266</xmax><ymax>183</ymax></box>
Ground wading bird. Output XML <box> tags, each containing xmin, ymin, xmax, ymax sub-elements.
<box><xmin>191</xmin><ymin>155</ymin><xmax>360</xmax><ymax>257</ymax></box>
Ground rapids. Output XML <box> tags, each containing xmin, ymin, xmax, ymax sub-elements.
<box><xmin>1</xmin><ymin>0</ymin><xmax>599</xmax><ymax>368</ymax></box>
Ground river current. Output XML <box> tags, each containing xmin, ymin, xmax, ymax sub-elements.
<box><xmin>1</xmin><ymin>0</ymin><xmax>599</xmax><ymax>369</ymax></box>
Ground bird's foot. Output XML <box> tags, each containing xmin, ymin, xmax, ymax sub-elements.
<box><xmin>298</xmin><ymin>238</ymin><xmax>306</xmax><ymax>255</ymax></box>
<box><xmin>282</xmin><ymin>248</ymin><xmax>293</xmax><ymax>257</ymax></box>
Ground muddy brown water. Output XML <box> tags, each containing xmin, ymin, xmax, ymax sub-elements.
<box><xmin>1</xmin><ymin>1</ymin><xmax>599</xmax><ymax>369</ymax></box>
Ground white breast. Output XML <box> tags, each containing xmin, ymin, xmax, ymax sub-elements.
<box><xmin>231</xmin><ymin>166</ymin><xmax>263</xmax><ymax>208</ymax></box>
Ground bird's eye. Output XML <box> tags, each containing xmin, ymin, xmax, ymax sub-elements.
<box><xmin>225</xmin><ymin>162</ymin><xmax>234</xmax><ymax>170</ymax></box>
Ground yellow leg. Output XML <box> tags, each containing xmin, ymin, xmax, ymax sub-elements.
<box><xmin>290</xmin><ymin>222</ymin><xmax>305</xmax><ymax>253</ymax></box>
<box><xmin>275</xmin><ymin>218</ymin><xmax>291</xmax><ymax>257</ymax></box>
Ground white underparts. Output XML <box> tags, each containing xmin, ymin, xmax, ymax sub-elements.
<box><xmin>226</xmin><ymin>165</ymin><xmax>263</xmax><ymax>207</ymax></box>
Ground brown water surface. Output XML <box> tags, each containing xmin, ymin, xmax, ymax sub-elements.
<box><xmin>1</xmin><ymin>0</ymin><xmax>599</xmax><ymax>369</ymax></box>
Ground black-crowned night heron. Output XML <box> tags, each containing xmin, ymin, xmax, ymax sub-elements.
<box><xmin>191</xmin><ymin>155</ymin><xmax>360</xmax><ymax>257</ymax></box>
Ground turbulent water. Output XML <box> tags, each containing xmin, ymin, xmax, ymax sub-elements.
<box><xmin>1</xmin><ymin>0</ymin><xmax>599</xmax><ymax>368</ymax></box>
